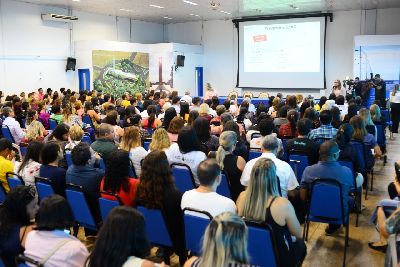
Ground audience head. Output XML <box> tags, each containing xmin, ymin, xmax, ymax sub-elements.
<box><xmin>2</xmin><ymin>106</ymin><xmax>14</xmax><ymax>118</ymax></box>
<box><xmin>18</xmin><ymin>141</ymin><xmax>44</xmax><ymax>173</ymax></box>
<box><xmin>149</xmin><ymin>128</ymin><xmax>171</xmax><ymax>151</ymax></box>
<box><xmin>319</xmin><ymin>110</ymin><xmax>333</xmax><ymax>125</ymax></box>
<box><xmin>336</xmin><ymin>123</ymin><xmax>353</xmax><ymax>149</ymax></box>
<box><xmin>192</xmin><ymin>117</ymin><xmax>211</xmax><ymax>142</ymax></box>
<box><xmin>71</xmin><ymin>142</ymin><xmax>95</xmax><ymax>167</ymax></box>
<box><xmin>162</xmin><ymin>107</ymin><xmax>177</xmax><ymax>129</ymax></box>
<box><xmin>97</xmin><ymin>123</ymin><xmax>115</xmax><ymax>140</ymax></box>
<box><xmin>258</xmin><ymin>118</ymin><xmax>274</xmax><ymax>137</ymax></box>
<box><xmin>319</xmin><ymin>140</ymin><xmax>340</xmax><ymax>162</ymax></box>
<box><xmin>287</xmin><ymin>109</ymin><xmax>299</xmax><ymax>135</ymax></box>
<box><xmin>261</xmin><ymin>135</ymin><xmax>279</xmax><ymax>154</ymax></box>
<box><xmin>350</xmin><ymin>115</ymin><xmax>368</xmax><ymax>141</ymax></box>
<box><xmin>199</xmin><ymin>103</ymin><xmax>210</xmax><ymax>115</ymax></box>
<box><xmin>192</xmin><ymin>97</ymin><xmax>201</xmax><ymax>106</ymax></box>
<box><xmin>35</xmin><ymin>195</ymin><xmax>74</xmax><ymax>231</ymax></box>
<box><xmin>41</xmin><ymin>141</ymin><xmax>63</xmax><ymax>165</ymax></box>
<box><xmin>370</xmin><ymin>104</ymin><xmax>382</xmax><ymax>122</ymax></box>
<box><xmin>347</xmin><ymin>103</ymin><xmax>358</xmax><ymax>120</ymax></box>
<box><xmin>222</xmin><ymin>121</ymin><xmax>240</xmax><ymax>141</ymax></box>
<box><xmin>0</xmin><ymin>138</ymin><xmax>13</xmax><ymax>159</ymax></box>
<box><xmin>297</xmin><ymin>118</ymin><xmax>313</xmax><ymax>136</ymax></box>
<box><xmin>87</xmin><ymin>206</ymin><xmax>150</xmax><ymax>267</ymax></box>
<box><xmin>336</xmin><ymin>95</ymin><xmax>345</xmax><ymax>105</ymax></box>
<box><xmin>359</xmin><ymin>108</ymin><xmax>374</xmax><ymax>126</ymax></box>
<box><xmin>48</xmin><ymin>123</ymin><xmax>70</xmax><ymax>141</ymax></box>
<box><xmin>104</xmin><ymin>149</ymin><xmax>131</xmax><ymax>193</ymax></box>
<box><xmin>177</xmin><ymin>126</ymin><xmax>202</xmax><ymax>153</ymax></box>
<box><xmin>0</xmin><ymin>186</ymin><xmax>38</xmax><ymax>235</ymax></box>
<box><xmin>355</xmin><ymin>96</ymin><xmax>362</xmax><ymax>106</ymax></box>
<box><xmin>197</xmin><ymin>159</ymin><xmax>221</xmax><ymax>189</ymax></box>
<box><xmin>278</xmin><ymin>105</ymin><xmax>288</xmax><ymax>118</ymax></box>
<box><xmin>68</xmin><ymin>125</ymin><xmax>84</xmax><ymax>142</ymax></box>
<box><xmin>180</xmin><ymin>101</ymin><xmax>190</xmax><ymax>118</ymax></box>
<box><xmin>220</xmin><ymin>113</ymin><xmax>234</xmax><ymax>126</ymax></box>
<box><xmin>318</xmin><ymin>96</ymin><xmax>327</xmax><ymax>107</ymax></box>
<box><xmin>120</xmin><ymin>126</ymin><xmax>141</xmax><ymax>151</ymax></box>
<box><xmin>216</xmin><ymin>131</ymin><xmax>237</xmax><ymax>170</ymax></box>
<box><xmin>103</xmin><ymin>110</ymin><xmax>119</xmax><ymax>126</ymax></box>
<box><xmin>167</xmin><ymin>117</ymin><xmax>185</xmax><ymax>134</ymax></box>
<box><xmin>200</xmin><ymin>212</ymin><xmax>249</xmax><ymax>266</ymax></box>
<box><xmin>187</xmin><ymin>110</ymin><xmax>199</xmax><ymax>126</ymax></box>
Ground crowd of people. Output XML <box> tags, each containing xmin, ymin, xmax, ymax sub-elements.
<box><xmin>0</xmin><ymin>84</ymin><xmax>399</xmax><ymax>267</ymax></box>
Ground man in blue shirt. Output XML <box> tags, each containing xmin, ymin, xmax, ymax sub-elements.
<box><xmin>300</xmin><ymin>140</ymin><xmax>353</xmax><ymax>235</ymax></box>
<box><xmin>308</xmin><ymin>110</ymin><xmax>338</xmax><ymax>141</ymax></box>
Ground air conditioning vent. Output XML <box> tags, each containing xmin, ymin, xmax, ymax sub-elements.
<box><xmin>41</xmin><ymin>13</ymin><xmax>78</xmax><ymax>23</ymax></box>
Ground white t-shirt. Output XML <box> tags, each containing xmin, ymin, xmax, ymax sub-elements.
<box><xmin>240</xmin><ymin>152</ymin><xmax>298</xmax><ymax>198</ymax></box>
<box><xmin>14</xmin><ymin>160</ymin><xmax>41</xmax><ymax>187</ymax></box>
<box><xmin>122</xmin><ymin>256</ymin><xmax>145</xmax><ymax>267</ymax></box>
<box><xmin>24</xmin><ymin>230</ymin><xmax>88</xmax><ymax>267</ymax></box>
<box><xmin>181</xmin><ymin>189</ymin><xmax>237</xmax><ymax>218</ymax></box>
<box><xmin>129</xmin><ymin>147</ymin><xmax>148</xmax><ymax>177</ymax></box>
<box><xmin>181</xmin><ymin>95</ymin><xmax>192</xmax><ymax>105</ymax></box>
<box><xmin>165</xmin><ymin>143</ymin><xmax>207</xmax><ymax>185</ymax></box>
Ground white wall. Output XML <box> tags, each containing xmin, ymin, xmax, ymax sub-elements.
<box><xmin>166</xmin><ymin>8</ymin><xmax>400</xmax><ymax>97</ymax></box>
<box><xmin>0</xmin><ymin>0</ymin><xmax>164</xmax><ymax>95</ymax></box>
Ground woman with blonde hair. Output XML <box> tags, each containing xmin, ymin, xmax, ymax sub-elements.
<box><xmin>199</xmin><ymin>103</ymin><xmax>212</xmax><ymax>121</ymax></box>
<box><xmin>214</xmin><ymin>131</ymin><xmax>245</xmax><ymax>201</ymax></box>
<box><xmin>62</xmin><ymin>104</ymin><xmax>83</xmax><ymax>127</ymax></box>
<box><xmin>23</xmin><ymin>111</ymin><xmax>47</xmax><ymax>142</ymax></box>
<box><xmin>184</xmin><ymin>212</ymin><xmax>254</xmax><ymax>267</ymax></box>
<box><xmin>65</xmin><ymin>125</ymin><xmax>84</xmax><ymax>151</ymax></box>
<box><xmin>120</xmin><ymin>126</ymin><xmax>148</xmax><ymax>177</ymax></box>
<box><xmin>359</xmin><ymin>108</ymin><xmax>377</xmax><ymax>141</ymax></box>
<box><xmin>147</xmin><ymin>128</ymin><xmax>170</xmax><ymax>152</ymax></box>
<box><xmin>236</xmin><ymin>158</ymin><xmax>306</xmax><ymax>267</ymax></box>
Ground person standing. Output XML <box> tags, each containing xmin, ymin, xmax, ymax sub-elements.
<box><xmin>373</xmin><ymin>74</ymin><xmax>387</xmax><ymax>108</ymax></box>
<box><xmin>390</xmin><ymin>84</ymin><xmax>400</xmax><ymax>133</ymax></box>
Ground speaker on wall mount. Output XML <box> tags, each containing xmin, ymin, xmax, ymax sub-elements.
<box><xmin>66</xmin><ymin>57</ymin><xmax>76</xmax><ymax>71</ymax></box>
<box><xmin>176</xmin><ymin>55</ymin><xmax>185</xmax><ymax>67</ymax></box>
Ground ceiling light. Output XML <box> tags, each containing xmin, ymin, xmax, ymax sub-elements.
<box><xmin>163</xmin><ymin>16</ymin><xmax>173</xmax><ymax>20</ymax></box>
<box><xmin>189</xmin><ymin>14</ymin><xmax>200</xmax><ymax>17</ymax></box>
<box><xmin>120</xmin><ymin>8</ymin><xmax>133</xmax><ymax>12</ymax></box>
<box><xmin>72</xmin><ymin>0</ymin><xmax>80</xmax><ymax>2</ymax></box>
<box><xmin>220</xmin><ymin>10</ymin><xmax>231</xmax><ymax>15</ymax></box>
<box><xmin>149</xmin><ymin>4</ymin><xmax>164</xmax><ymax>9</ymax></box>
<box><xmin>182</xmin><ymin>0</ymin><xmax>198</xmax><ymax>5</ymax></box>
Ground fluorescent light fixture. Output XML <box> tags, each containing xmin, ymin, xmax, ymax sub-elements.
<box><xmin>189</xmin><ymin>13</ymin><xmax>200</xmax><ymax>17</ymax></box>
<box><xmin>149</xmin><ymin>4</ymin><xmax>164</xmax><ymax>9</ymax></box>
<box><xmin>163</xmin><ymin>16</ymin><xmax>173</xmax><ymax>19</ymax></box>
<box><xmin>182</xmin><ymin>0</ymin><xmax>198</xmax><ymax>5</ymax></box>
<box><xmin>120</xmin><ymin>8</ymin><xmax>133</xmax><ymax>12</ymax></box>
<box><xmin>220</xmin><ymin>10</ymin><xmax>231</xmax><ymax>15</ymax></box>
<box><xmin>72</xmin><ymin>0</ymin><xmax>80</xmax><ymax>2</ymax></box>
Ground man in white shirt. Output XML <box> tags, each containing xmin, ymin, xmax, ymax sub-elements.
<box><xmin>181</xmin><ymin>90</ymin><xmax>192</xmax><ymax>106</ymax></box>
<box><xmin>2</xmin><ymin>107</ymin><xmax>25</xmax><ymax>144</ymax></box>
<box><xmin>241</xmin><ymin>135</ymin><xmax>298</xmax><ymax>198</ymax></box>
<box><xmin>181</xmin><ymin>159</ymin><xmax>237</xmax><ymax>218</ymax></box>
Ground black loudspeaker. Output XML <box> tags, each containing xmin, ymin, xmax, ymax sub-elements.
<box><xmin>66</xmin><ymin>57</ymin><xmax>76</xmax><ymax>71</ymax></box>
<box><xmin>176</xmin><ymin>55</ymin><xmax>185</xmax><ymax>67</ymax></box>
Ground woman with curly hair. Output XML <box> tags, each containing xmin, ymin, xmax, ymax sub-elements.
<box><xmin>136</xmin><ymin>151</ymin><xmax>185</xmax><ymax>265</ymax></box>
<box><xmin>149</xmin><ymin>128</ymin><xmax>172</xmax><ymax>152</ymax></box>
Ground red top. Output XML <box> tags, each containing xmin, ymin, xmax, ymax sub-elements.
<box><xmin>278</xmin><ymin>123</ymin><xmax>298</xmax><ymax>138</ymax></box>
<box><xmin>100</xmin><ymin>177</ymin><xmax>139</xmax><ymax>207</ymax></box>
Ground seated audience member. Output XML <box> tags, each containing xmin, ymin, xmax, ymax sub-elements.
<box><xmin>120</xmin><ymin>126</ymin><xmax>148</xmax><ymax>177</ymax></box>
<box><xmin>315</xmin><ymin>96</ymin><xmax>327</xmax><ymax>112</ymax></box>
<box><xmin>2</xmin><ymin>106</ymin><xmax>25</xmax><ymax>144</ymax></box>
<box><xmin>350</xmin><ymin>115</ymin><xmax>382</xmax><ymax>169</ymax></box>
<box><xmin>39</xmin><ymin>141</ymin><xmax>66</xmax><ymax>196</ymax></box>
<box><xmin>330</xmin><ymin>106</ymin><xmax>342</xmax><ymax>130</ymax></box>
<box><xmin>142</xmin><ymin>105</ymin><xmax>162</xmax><ymax>129</ymax></box>
<box><xmin>171</xmin><ymin>96</ymin><xmax>181</xmax><ymax>114</ymax></box>
<box><xmin>184</xmin><ymin>213</ymin><xmax>255</xmax><ymax>267</ymax></box>
<box><xmin>101</xmin><ymin>150</ymin><xmax>139</xmax><ymax>206</ymax></box>
<box><xmin>199</xmin><ymin>103</ymin><xmax>213</xmax><ymax>121</ymax></box>
<box><xmin>91</xmin><ymin>123</ymin><xmax>118</xmax><ymax>159</ymax></box>
<box><xmin>65</xmin><ymin>125</ymin><xmax>84</xmax><ymax>151</ymax></box>
<box><xmin>308</xmin><ymin>110</ymin><xmax>338</xmax><ymax>141</ymax></box>
<box><xmin>210</xmin><ymin>105</ymin><xmax>226</xmax><ymax>126</ymax></box>
<box><xmin>241</xmin><ymin>135</ymin><xmax>298</xmax><ymax>198</ymax></box>
<box><xmin>237</xmin><ymin>158</ymin><xmax>306</xmax><ymax>267</ymax></box>
<box><xmin>66</xmin><ymin>142</ymin><xmax>104</xmax><ymax>226</ymax></box>
<box><xmin>181</xmin><ymin>90</ymin><xmax>192</xmax><ymax>105</ymax></box>
<box><xmin>387</xmin><ymin>162</ymin><xmax>400</xmax><ymax>200</ymax></box>
<box><xmin>343</xmin><ymin>103</ymin><xmax>358</xmax><ymax>123</ymax></box>
<box><xmin>191</xmin><ymin>96</ymin><xmax>201</xmax><ymax>111</ymax></box>
<box><xmin>304</xmin><ymin>107</ymin><xmax>320</xmax><ymax>129</ymax></box>
<box><xmin>84</xmin><ymin>101</ymin><xmax>101</xmax><ymax>126</ymax></box>
<box><xmin>278</xmin><ymin>109</ymin><xmax>299</xmax><ymax>138</ymax></box>
<box><xmin>222</xmin><ymin>121</ymin><xmax>249</xmax><ymax>162</ymax></box>
<box><xmin>186</xmin><ymin>110</ymin><xmax>199</xmax><ymax>126</ymax></box>
<box><xmin>167</xmin><ymin>117</ymin><xmax>185</xmax><ymax>142</ymax></box>
<box><xmin>335</xmin><ymin>95</ymin><xmax>348</xmax><ymax>117</ymax></box>
<box><xmin>359</xmin><ymin>108</ymin><xmax>377</xmax><ymax>141</ymax></box>
<box><xmin>166</xmin><ymin>126</ymin><xmax>207</xmax><ymax>185</ymax></box>
<box><xmin>180</xmin><ymin>101</ymin><xmax>190</xmax><ymax>122</ymax></box>
<box><xmin>0</xmin><ymin>186</ymin><xmax>38</xmax><ymax>267</ymax></box>
<box><xmin>14</xmin><ymin>141</ymin><xmax>43</xmax><ymax>187</ymax></box>
<box><xmin>38</xmin><ymin>102</ymin><xmax>50</xmax><ymax>129</ymax></box>
<box><xmin>236</xmin><ymin>106</ymin><xmax>252</xmax><ymax>131</ymax></box>
<box><xmin>193</xmin><ymin>117</ymin><xmax>219</xmax><ymax>154</ymax></box>
<box><xmin>23</xmin><ymin>110</ymin><xmax>47</xmax><ymax>142</ymax></box>
<box><xmin>136</xmin><ymin>151</ymin><xmax>186</xmax><ymax>265</ymax></box>
<box><xmin>249</xmin><ymin>117</ymin><xmax>281</xmax><ymax>151</ymax></box>
<box><xmin>103</xmin><ymin>110</ymin><xmax>124</xmax><ymax>142</ymax></box>
<box><xmin>210</xmin><ymin>112</ymin><xmax>234</xmax><ymax>135</ymax></box>
<box><xmin>162</xmin><ymin>107</ymin><xmax>177</xmax><ymax>129</ymax></box>
<box><xmin>125</xmin><ymin>114</ymin><xmax>151</xmax><ymax>141</ymax></box>
<box><xmin>45</xmin><ymin>124</ymin><xmax>70</xmax><ymax>151</ymax></box>
<box><xmin>285</xmin><ymin>118</ymin><xmax>320</xmax><ymax>165</ymax></box>
<box><xmin>214</xmin><ymin>131</ymin><xmax>246</xmax><ymax>201</ymax></box>
<box><xmin>24</xmin><ymin>195</ymin><xmax>88</xmax><ymax>267</ymax></box>
<box><xmin>62</xmin><ymin>104</ymin><xmax>83</xmax><ymax>127</ymax></box>
<box><xmin>0</xmin><ymin>138</ymin><xmax>15</xmax><ymax>192</ymax></box>
<box><xmin>87</xmin><ymin>206</ymin><xmax>164</xmax><ymax>267</ymax></box>
<box><xmin>149</xmin><ymin>128</ymin><xmax>172</xmax><ymax>152</ymax></box>
<box><xmin>50</xmin><ymin>105</ymin><xmax>63</xmax><ymax>124</ymax></box>
<box><xmin>300</xmin><ymin>140</ymin><xmax>354</xmax><ymax>234</ymax></box>
<box><xmin>181</xmin><ymin>159</ymin><xmax>237</xmax><ymax>217</ymax></box>
<box><xmin>273</xmin><ymin>105</ymin><xmax>289</xmax><ymax>128</ymax></box>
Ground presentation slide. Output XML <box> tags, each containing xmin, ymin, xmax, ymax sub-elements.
<box><xmin>238</xmin><ymin>17</ymin><xmax>326</xmax><ymax>89</ymax></box>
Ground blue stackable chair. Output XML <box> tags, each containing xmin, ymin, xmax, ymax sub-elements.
<box><xmin>65</xmin><ymin>151</ymin><xmax>73</xmax><ymax>168</ymax></box>
<box><xmin>82</xmin><ymin>115</ymin><xmax>94</xmax><ymax>128</ymax></box>
<box><xmin>375</xmin><ymin>124</ymin><xmax>387</xmax><ymax>165</ymax></box>
<box><xmin>245</xmin><ymin>220</ymin><xmax>280</xmax><ymax>267</ymax></box>
<box><xmin>49</xmin><ymin>119</ymin><xmax>57</xmax><ymax>130</ymax></box>
<box><xmin>248</xmin><ymin>150</ymin><xmax>262</xmax><ymax>161</ymax></box>
<box><xmin>65</xmin><ymin>183</ymin><xmax>98</xmax><ymax>233</ymax></box>
<box><xmin>288</xmin><ymin>153</ymin><xmax>309</xmax><ymax>183</ymax></box>
<box><xmin>216</xmin><ymin>172</ymin><xmax>231</xmax><ymax>199</ymax></box>
<box><xmin>303</xmin><ymin>178</ymin><xmax>349</xmax><ymax>267</ymax></box>
<box><xmin>128</xmin><ymin>161</ymin><xmax>137</xmax><ymax>178</ymax></box>
<box><xmin>98</xmin><ymin>158</ymin><xmax>106</xmax><ymax>170</ymax></box>
<box><xmin>99</xmin><ymin>191</ymin><xmax>122</xmax><ymax>222</ymax></box>
<box><xmin>6</xmin><ymin>172</ymin><xmax>24</xmax><ymax>189</ymax></box>
<box><xmin>34</xmin><ymin>176</ymin><xmax>55</xmax><ymax>201</ymax></box>
<box><xmin>145</xmin><ymin>127</ymin><xmax>154</xmax><ymax>137</ymax></box>
<box><xmin>171</xmin><ymin>163</ymin><xmax>196</xmax><ymax>192</ymax></box>
<box><xmin>183</xmin><ymin>208</ymin><xmax>213</xmax><ymax>255</ymax></box>
<box><xmin>0</xmin><ymin>182</ymin><xmax>7</xmax><ymax>203</ymax></box>
<box><xmin>143</xmin><ymin>138</ymin><xmax>152</xmax><ymax>151</ymax></box>
<box><xmin>137</xmin><ymin>206</ymin><xmax>173</xmax><ymax>249</ymax></box>
<box><xmin>349</xmin><ymin>140</ymin><xmax>370</xmax><ymax>198</ymax></box>
<box><xmin>81</xmin><ymin>134</ymin><xmax>92</xmax><ymax>145</ymax></box>
<box><xmin>381</xmin><ymin>109</ymin><xmax>393</xmax><ymax>139</ymax></box>
<box><xmin>20</xmin><ymin>146</ymin><xmax>27</xmax><ymax>157</ymax></box>
<box><xmin>1</xmin><ymin>125</ymin><xmax>15</xmax><ymax>143</ymax></box>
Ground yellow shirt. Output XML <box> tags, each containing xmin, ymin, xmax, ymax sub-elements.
<box><xmin>0</xmin><ymin>156</ymin><xmax>14</xmax><ymax>192</ymax></box>
<box><xmin>121</xmin><ymin>100</ymin><xmax>131</xmax><ymax>108</ymax></box>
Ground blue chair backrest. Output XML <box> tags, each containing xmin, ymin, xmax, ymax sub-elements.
<box><xmin>288</xmin><ymin>154</ymin><xmax>309</xmax><ymax>182</ymax></box>
<box><xmin>376</xmin><ymin>124</ymin><xmax>385</xmax><ymax>146</ymax></box>
<box><xmin>183</xmin><ymin>208</ymin><xmax>212</xmax><ymax>255</ymax></box>
<box><xmin>49</xmin><ymin>119</ymin><xmax>57</xmax><ymax>130</ymax></box>
<box><xmin>82</xmin><ymin>115</ymin><xmax>94</xmax><ymax>128</ymax></box>
<box><xmin>137</xmin><ymin>206</ymin><xmax>173</xmax><ymax>247</ymax></box>
<box><xmin>35</xmin><ymin>177</ymin><xmax>55</xmax><ymax>201</ymax></box>
<box><xmin>246</xmin><ymin>220</ymin><xmax>279</xmax><ymax>267</ymax></box>
<box><xmin>65</xmin><ymin>184</ymin><xmax>97</xmax><ymax>231</ymax></box>
<box><xmin>99</xmin><ymin>192</ymin><xmax>121</xmax><ymax>222</ymax></box>
<box><xmin>171</xmin><ymin>163</ymin><xmax>196</xmax><ymax>192</ymax></box>
<box><xmin>249</xmin><ymin>150</ymin><xmax>262</xmax><ymax>161</ymax></box>
<box><xmin>338</xmin><ymin>161</ymin><xmax>354</xmax><ymax>173</ymax></box>
<box><xmin>21</xmin><ymin>119</ymin><xmax>26</xmax><ymax>129</ymax></box>
<box><xmin>1</xmin><ymin>125</ymin><xmax>15</xmax><ymax>143</ymax></box>
<box><xmin>143</xmin><ymin>141</ymin><xmax>151</xmax><ymax>151</ymax></box>
<box><xmin>65</xmin><ymin>151</ymin><xmax>73</xmax><ymax>168</ymax></box>
<box><xmin>6</xmin><ymin>172</ymin><xmax>24</xmax><ymax>189</ymax></box>
<box><xmin>382</xmin><ymin>109</ymin><xmax>391</xmax><ymax>122</ymax></box>
<box><xmin>99</xmin><ymin>158</ymin><xmax>106</xmax><ymax>170</ymax></box>
<box><xmin>309</xmin><ymin>178</ymin><xmax>344</xmax><ymax>223</ymax></box>
<box><xmin>0</xmin><ymin>182</ymin><xmax>7</xmax><ymax>203</ymax></box>
<box><xmin>348</xmin><ymin>141</ymin><xmax>366</xmax><ymax>173</ymax></box>
<box><xmin>81</xmin><ymin>134</ymin><xmax>92</xmax><ymax>145</ymax></box>
<box><xmin>145</xmin><ymin>128</ymin><xmax>154</xmax><ymax>137</ymax></box>
<box><xmin>216</xmin><ymin>173</ymin><xmax>231</xmax><ymax>198</ymax></box>
<box><xmin>20</xmin><ymin>146</ymin><xmax>27</xmax><ymax>157</ymax></box>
